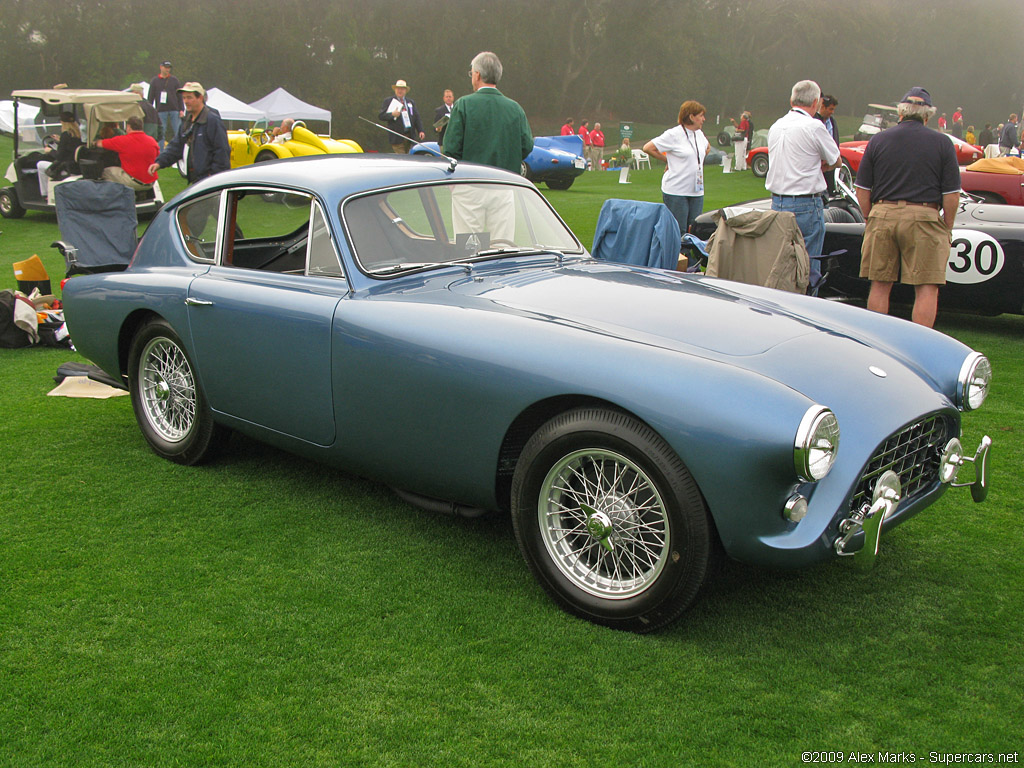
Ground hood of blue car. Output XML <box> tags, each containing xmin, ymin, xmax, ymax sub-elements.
<box><xmin>444</xmin><ymin>259</ymin><xmax>821</xmax><ymax>357</ymax></box>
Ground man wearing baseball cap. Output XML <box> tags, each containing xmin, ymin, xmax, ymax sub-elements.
<box><xmin>855</xmin><ymin>87</ymin><xmax>961</xmax><ymax>327</ymax></box>
<box><xmin>148</xmin><ymin>60</ymin><xmax>183</xmax><ymax>148</ymax></box>
<box><xmin>148</xmin><ymin>82</ymin><xmax>230</xmax><ymax>185</ymax></box>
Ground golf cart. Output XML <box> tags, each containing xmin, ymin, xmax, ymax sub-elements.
<box><xmin>853</xmin><ymin>103</ymin><xmax>899</xmax><ymax>141</ymax></box>
<box><xmin>1</xmin><ymin>89</ymin><xmax>164</xmax><ymax>219</ymax></box>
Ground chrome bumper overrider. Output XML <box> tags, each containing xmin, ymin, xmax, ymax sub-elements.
<box><xmin>834</xmin><ymin>434</ymin><xmax>992</xmax><ymax>569</ymax></box>
<box><xmin>939</xmin><ymin>435</ymin><xmax>992</xmax><ymax>503</ymax></box>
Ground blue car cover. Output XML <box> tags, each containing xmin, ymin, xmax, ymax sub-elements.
<box><xmin>591</xmin><ymin>199</ymin><xmax>681</xmax><ymax>270</ymax></box>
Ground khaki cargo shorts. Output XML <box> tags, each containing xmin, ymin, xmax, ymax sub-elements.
<box><xmin>859</xmin><ymin>201</ymin><xmax>951</xmax><ymax>285</ymax></box>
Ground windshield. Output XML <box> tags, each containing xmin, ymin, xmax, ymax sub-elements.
<box><xmin>13</xmin><ymin>99</ymin><xmax>77</xmax><ymax>155</ymax></box>
<box><xmin>342</xmin><ymin>182</ymin><xmax>582</xmax><ymax>276</ymax></box>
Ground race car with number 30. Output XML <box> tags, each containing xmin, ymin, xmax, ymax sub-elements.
<box><xmin>695</xmin><ymin>181</ymin><xmax>1024</xmax><ymax>316</ymax></box>
<box><xmin>822</xmin><ymin>194</ymin><xmax>1024</xmax><ymax>315</ymax></box>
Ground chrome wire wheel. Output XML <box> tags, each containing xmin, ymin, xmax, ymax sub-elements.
<box><xmin>139</xmin><ymin>336</ymin><xmax>197</xmax><ymax>443</ymax></box>
<box><xmin>539</xmin><ymin>448</ymin><xmax>670</xmax><ymax>599</ymax></box>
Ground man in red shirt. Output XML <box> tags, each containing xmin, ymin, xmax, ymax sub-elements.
<box><xmin>98</xmin><ymin>116</ymin><xmax>160</xmax><ymax>190</ymax></box>
<box><xmin>588</xmin><ymin>122</ymin><xmax>605</xmax><ymax>170</ymax></box>
<box><xmin>560</xmin><ymin>118</ymin><xmax>574</xmax><ymax>135</ymax></box>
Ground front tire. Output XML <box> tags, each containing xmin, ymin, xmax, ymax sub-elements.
<box><xmin>838</xmin><ymin>160</ymin><xmax>855</xmax><ymax>187</ymax></box>
<box><xmin>511</xmin><ymin>408</ymin><xmax>713</xmax><ymax>633</ymax></box>
<box><xmin>750</xmin><ymin>152</ymin><xmax>770</xmax><ymax>178</ymax></box>
<box><xmin>128</xmin><ymin>319</ymin><xmax>228</xmax><ymax>465</ymax></box>
<box><xmin>0</xmin><ymin>188</ymin><xmax>26</xmax><ymax>219</ymax></box>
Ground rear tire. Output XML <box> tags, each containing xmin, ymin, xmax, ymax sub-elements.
<box><xmin>511</xmin><ymin>408</ymin><xmax>713</xmax><ymax>633</ymax></box>
<box><xmin>971</xmin><ymin>191</ymin><xmax>1005</xmax><ymax>205</ymax></box>
<box><xmin>128</xmin><ymin>318</ymin><xmax>228</xmax><ymax>465</ymax></box>
<box><xmin>824</xmin><ymin>206</ymin><xmax>857</xmax><ymax>224</ymax></box>
<box><xmin>545</xmin><ymin>177</ymin><xmax>574</xmax><ymax>190</ymax></box>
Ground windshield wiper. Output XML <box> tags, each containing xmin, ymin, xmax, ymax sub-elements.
<box><xmin>369</xmin><ymin>261</ymin><xmax>475</xmax><ymax>276</ymax></box>
<box><xmin>474</xmin><ymin>247</ymin><xmax>560</xmax><ymax>258</ymax></box>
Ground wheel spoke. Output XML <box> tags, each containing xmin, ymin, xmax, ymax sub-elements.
<box><xmin>139</xmin><ymin>337</ymin><xmax>197</xmax><ymax>443</ymax></box>
<box><xmin>539</xmin><ymin>449</ymin><xmax>670</xmax><ymax>599</ymax></box>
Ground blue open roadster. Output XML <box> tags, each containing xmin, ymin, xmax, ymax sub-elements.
<box><xmin>411</xmin><ymin>134</ymin><xmax>586</xmax><ymax>189</ymax></box>
<box><xmin>62</xmin><ymin>154</ymin><xmax>992</xmax><ymax>632</ymax></box>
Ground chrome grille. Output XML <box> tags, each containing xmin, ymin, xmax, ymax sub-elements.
<box><xmin>850</xmin><ymin>415</ymin><xmax>950</xmax><ymax>512</ymax></box>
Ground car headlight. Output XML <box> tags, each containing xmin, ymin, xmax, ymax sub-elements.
<box><xmin>794</xmin><ymin>405</ymin><xmax>840</xmax><ymax>482</ymax></box>
<box><xmin>957</xmin><ymin>353</ymin><xmax>992</xmax><ymax>411</ymax></box>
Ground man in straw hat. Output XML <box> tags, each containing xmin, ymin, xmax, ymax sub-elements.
<box><xmin>378</xmin><ymin>78</ymin><xmax>425</xmax><ymax>153</ymax></box>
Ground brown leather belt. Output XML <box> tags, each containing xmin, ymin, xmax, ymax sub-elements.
<box><xmin>875</xmin><ymin>199</ymin><xmax>940</xmax><ymax>209</ymax></box>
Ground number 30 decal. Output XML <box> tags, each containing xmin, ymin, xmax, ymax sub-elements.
<box><xmin>947</xmin><ymin>230</ymin><xmax>1004</xmax><ymax>284</ymax></box>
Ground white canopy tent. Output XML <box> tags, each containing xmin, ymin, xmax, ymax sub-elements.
<box><xmin>0</xmin><ymin>100</ymin><xmax>29</xmax><ymax>135</ymax></box>
<box><xmin>205</xmin><ymin>88</ymin><xmax>266</xmax><ymax>123</ymax></box>
<box><xmin>249</xmin><ymin>87</ymin><xmax>331</xmax><ymax>132</ymax></box>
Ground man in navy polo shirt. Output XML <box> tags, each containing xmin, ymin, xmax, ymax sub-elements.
<box><xmin>854</xmin><ymin>87</ymin><xmax>960</xmax><ymax>328</ymax></box>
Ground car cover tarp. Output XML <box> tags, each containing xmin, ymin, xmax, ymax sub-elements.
<box><xmin>591</xmin><ymin>199</ymin><xmax>681</xmax><ymax>270</ymax></box>
<box><xmin>54</xmin><ymin>180</ymin><xmax>137</xmax><ymax>272</ymax></box>
<box><xmin>966</xmin><ymin>157</ymin><xmax>1024</xmax><ymax>174</ymax></box>
<box><xmin>704</xmin><ymin>208</ymin><xmax>809</xmax><ymax>294</ymax></box>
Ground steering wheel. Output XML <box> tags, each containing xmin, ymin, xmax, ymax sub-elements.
<box><xmin>293</xmin><ymin>120</ymin><xmax>306</xmax><ymax>130</ymax></box>
<box><xmin>43</xmin><ymin>135</ymin><xmax>59</xmax><ymax>152</ymax></box>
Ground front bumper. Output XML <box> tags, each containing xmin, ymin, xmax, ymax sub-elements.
<box><xmin>833</xmin><ymin>434</ymin><xmax>992</xmax><ymax>568</ymax></box>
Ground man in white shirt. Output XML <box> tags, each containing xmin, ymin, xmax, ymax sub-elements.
<box><xmin>766</xmin><ymin>80</ymin><xmax>841</xmax><ymax>283</ymax></box>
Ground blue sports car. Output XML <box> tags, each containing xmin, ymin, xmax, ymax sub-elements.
<box><xmin>63</xmin><ymin>154</ymin><xmax>993</xmax><ymax>632</ymax></box>
<box><xmin>412</xmin><ymin>134</ymin><xmax>587</xmax><ymax>189</ymax></box>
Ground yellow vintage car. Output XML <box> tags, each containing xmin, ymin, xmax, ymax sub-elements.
<box><xmin>227</xmin><ymin>120</ymin><xmax>362</xmax><ymax>167</ymax></box>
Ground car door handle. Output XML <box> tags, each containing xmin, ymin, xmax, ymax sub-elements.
<box><xmin>184</xmin><ymin>297</ymin><xmax>214</xmax><ymax>306</ymax></box>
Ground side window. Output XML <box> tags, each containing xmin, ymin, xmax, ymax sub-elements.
<box><xmin>307</xmin><ymin>203</ymin><xmax>344</xmax><ymax>278</ymax></box>
<box><xmin>176</xmin><ymin>193</ymin><xmax>221</xmax><ymax>262</ymax></box>
<box><xmin>222</xmin><ymin>190</ymin><xmax>312</xmax><ymax>273</ymax></box>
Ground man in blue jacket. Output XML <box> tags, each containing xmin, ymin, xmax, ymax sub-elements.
<box><xmin>148</xmin><ymin>82</ymin><xmax>230</xmax><ymax>184</ymax></box>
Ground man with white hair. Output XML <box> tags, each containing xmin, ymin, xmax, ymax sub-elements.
<box><xmin>443</xmin><ymin>51</ymin><xmax>533</xmax><ymax>174</ymax></box>
<box><xmin>854</xmin><ymin>86</ymin><xmax>960</xmax><ymax>328</ymax></box>
<box><xmin>443</xmin><ymin>51</ymin><xmax>533</xmax><ymax>244</ymax></box>
<box><xmin>766</xmin><ymin>80</ymin><xmax>841</xmax><ymax>284</ymax></box>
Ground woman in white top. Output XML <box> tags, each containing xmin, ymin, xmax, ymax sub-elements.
<box><xmin>643</xmin><ymin>100</ymin><xmax>710</xmax><ymax>236</ymax></box>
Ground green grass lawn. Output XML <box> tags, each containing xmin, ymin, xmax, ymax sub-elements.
<box><xmin>2</xmin><ymin>141</ymin><xmax>1022</xmax><ymax>766</ymax></box>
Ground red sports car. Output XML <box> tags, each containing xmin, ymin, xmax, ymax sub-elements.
<box><xmin>747</xmin><ymin>133</ymin><xmax>983</xmax><ymax>180</ymax></box>
<box><xmin>746</xmin><ymin>144</ymin><xmax>860</xmax><ymax>184</ymax></box>
<box><xmin>959</xmin><ymin>157</ymin><xmax>1024</xmax><ymax>206</ymax></box>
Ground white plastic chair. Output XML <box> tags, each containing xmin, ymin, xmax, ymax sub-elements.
<box><xmin>631</xmin><ymin>149</ymin><xmax>651</xmax><ymax>170</ymax></box>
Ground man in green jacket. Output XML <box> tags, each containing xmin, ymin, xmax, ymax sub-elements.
<box><xmin>443</xmin><ymin>51</ymin><xmax>533</xmax><ymax>173</ymax></box>
<box><xmin>443</xmin><ymin>51</ymin><xmax>534</xmax><ymax>243</ymax></box>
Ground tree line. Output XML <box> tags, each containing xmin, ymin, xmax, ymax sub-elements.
<box><xmin>1</xmin><ymin>0</ymin><xmax>1021</xmax><ymax>149</ymax></box>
